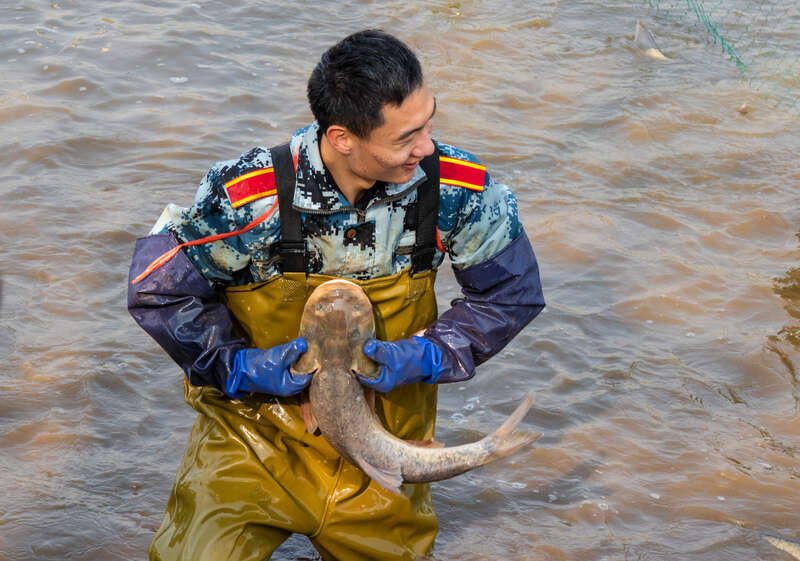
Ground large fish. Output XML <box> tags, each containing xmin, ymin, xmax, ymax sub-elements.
<box><xmin>292</xmin><ymin>279</ymin><xmax>540</xmax><ymax>495</ymax></box>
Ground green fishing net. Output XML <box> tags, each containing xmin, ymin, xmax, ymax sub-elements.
<box><xmin>646</xmin><ymin>0</ymin><xmax>800</xmax><ymax>113</ymax></box>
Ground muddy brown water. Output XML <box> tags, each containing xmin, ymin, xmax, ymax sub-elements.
<box><xmin>1</xmin><ymin>2</ymin><xmax>798</xmax><ymax>560</ymax></box>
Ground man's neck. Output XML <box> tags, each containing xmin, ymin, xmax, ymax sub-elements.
<box><xmin>319</xmin><ymin>134</ymin><xmax>373</xmax><ymax>206</ymax></box>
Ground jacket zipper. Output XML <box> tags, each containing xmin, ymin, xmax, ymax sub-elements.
<box><xmin>291</xmin><ymin>177</ymin><xmax>426</xmax><ymax>223</ymax></box>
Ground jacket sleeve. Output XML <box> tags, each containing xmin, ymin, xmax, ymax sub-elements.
<box><xmin>127</xmin><ymin>233</ymin><xmax>246</xmax><ymax>392</ymax></box>
<box><xmin>424</xmin><ymin>230</ymin><xmax>545</xmax><ymax>383</ymax></box>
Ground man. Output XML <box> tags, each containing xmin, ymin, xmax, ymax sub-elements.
<box><xmin>128</xmin><ymin>29</ymin><xmax>544</xmax><ymax>561</ymax></box>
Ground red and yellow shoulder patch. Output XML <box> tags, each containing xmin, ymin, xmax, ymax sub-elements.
<box><xmin>224</xmin><ymin>167</ymin><xmax>277</xmax><ymax>208</ymax></box>
<box><xmin>439</xmin><ymin>156</ymin><xmax>486</xmax><ymax>192</ymax></box>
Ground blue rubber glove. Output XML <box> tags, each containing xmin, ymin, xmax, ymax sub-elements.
<box><xmin>225</xmin><ymin>338</ymin><xmax>311</xmax><ymax>398</ymax></box>
<box><xmin>358</xmin><ymin>336</ymin><xmax>443</xmax><ymax>393</ymax></box>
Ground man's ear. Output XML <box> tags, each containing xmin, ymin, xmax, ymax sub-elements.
<box><xmin>324</xmin><ymin>125</ymin><xmax>354</xmax><ymax>155</ymax></box>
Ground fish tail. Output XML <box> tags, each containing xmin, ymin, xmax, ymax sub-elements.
<box><xmin>485</xmin><ymin>393</ymin><xmax>540</xmax><ymax>458</ymax></box>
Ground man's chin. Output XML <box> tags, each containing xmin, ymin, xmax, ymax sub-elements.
<box><xmin>373</xmin><ymin>164</ymin><xmax>418</xmax><ymax>186</ymax></box>
<box><xmin>392</xmin><ymin>165</ymin><xmax>418</xmax><ymax>184</ymax></box>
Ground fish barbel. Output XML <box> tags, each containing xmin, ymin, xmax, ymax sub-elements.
<box><xmin>291</xmin><ymin>279</ymin><xmax>540</xmax><ymax>495</ymax></box>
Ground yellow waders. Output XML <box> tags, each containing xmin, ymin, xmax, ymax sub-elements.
<box><xmin>149</xmin><ymin>269</ymin><xmax>439</xmax><ymax>561</ymax></box>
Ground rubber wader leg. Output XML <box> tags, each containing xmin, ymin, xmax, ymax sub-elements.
<box><xmin>148</xmin><ymin>413</ymin><xmax>297</xmax><ymax>561</ymax></box>
<box><xmin>150</xmin><ymin>523</ymin><xmax>291</xmax><ymax>561</ymax></box>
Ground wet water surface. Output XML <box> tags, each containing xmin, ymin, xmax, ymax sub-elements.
<box><xmin>1</xmin><ymin>1</ymin><xmax>798</xmax><ymax>560</ymax></box>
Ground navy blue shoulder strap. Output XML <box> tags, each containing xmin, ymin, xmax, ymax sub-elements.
<box><xmin>412</xmin><ymin>147</ymin><xmax>440</xmax><ymax>274</ymax></box>
<box><xmin>269</xmin><ymin>142</ymin><xmax>305</xmax><ymax>273</ymax></box>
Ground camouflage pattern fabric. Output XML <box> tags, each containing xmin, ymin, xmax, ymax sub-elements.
<box><xmin>150</xmin><ymin>122</ymin><xmax>523</xmax><ymax>284</ymax></box>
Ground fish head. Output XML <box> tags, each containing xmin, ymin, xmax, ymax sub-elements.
<box><xmin>292</xmin><ymin>279</ymin><xmax>380</xmax><ymax>378</ymax></box>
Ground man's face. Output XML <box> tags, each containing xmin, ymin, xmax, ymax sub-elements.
<box><xmin>348</xmin><ymin>83</ymin><xmax>436</xmax><ymax>186</ymax></box>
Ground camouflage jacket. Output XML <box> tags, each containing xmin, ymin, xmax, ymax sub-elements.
<box><xmin>151</xmin><ymin>122</ymin><xmax>523</xmax><ymax>284</ymax></box>
<box><xmin>129</xmin><ymin>122</ymin><xmax>544</xmax><ymax>390</ymax></box>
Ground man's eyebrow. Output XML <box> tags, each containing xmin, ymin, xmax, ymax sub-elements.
<box><xmin>396</xmin><ymin>97</ymin><xmax>437</xmax><ymax>141</ymax></box>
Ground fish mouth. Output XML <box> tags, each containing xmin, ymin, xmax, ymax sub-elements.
<box><xmin>352</xmin><ymin>367</ymin><xmax>378</xmax><ymax>380</ymax></box>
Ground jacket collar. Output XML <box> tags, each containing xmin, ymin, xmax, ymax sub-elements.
<box><xmin>288</xmin><ymin>122</ymin><xmax>427</xmax><ymax>214</ymax></box>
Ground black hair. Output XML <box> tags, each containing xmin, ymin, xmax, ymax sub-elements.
<box><xmin>307</xmin><ymin>29</ymin><xmax>424</xmax><ymax>138</ymax></box>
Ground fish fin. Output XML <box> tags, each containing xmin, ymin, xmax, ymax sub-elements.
<box><xmin>492</xmin><ymin>430</ymin><xmax>541</xmax><ymax>458</ymax></box>
<box><xmin>291</xmin><ymin>350</ymin><xmax>319</xmax><ymax>377</ymax></box>
<box><xmin>494</xmin><ymin>393</ymin><xmax>535</xmax><ymax>439</ymax></box>
<box><xmin>634</xmin><ymin>19</ymin><xmax>669</xmax><ymax>60</ymax></box>
<box><xmin>763</xmin><ymin>534</ymin><xmax>800</xmax><ymax>560</ymax></box>
<box><xmin>353</xmin><ymin>453</ymin><xmax>404</xmax><ymax>496</ymax></box>
<box><xmin>486</xmin><ymin>392</ymin><xmax>541</xmax><ymax>458</ymax></box>
<box><xmin>644</xmin><ymin>48</ymin><xmax>669</xmax><ymax>60</ymax></box>
<box><xmin>301</xmin><ymin>391</ymin><xmax>319</xmax><ymax>435</ymax></box>
<box><xmin>406</xmin><ymin>439</ymin><xmax>445</xmax><ymax>448</ymax></box>
<box><xmin>364</xmin><ymin>388</ymin><xmax>376</xmax><ymax>412</ymax></box>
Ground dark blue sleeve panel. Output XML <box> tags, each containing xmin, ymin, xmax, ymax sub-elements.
<box><xmin>424</xmin><ymin>231</ymin><xmax>545</xmax><ymax>383</ymax></box>
<box><xmin>127</xmin><ymin>233</ymin><xmax>245</xmax><ymax>391</ymax></box>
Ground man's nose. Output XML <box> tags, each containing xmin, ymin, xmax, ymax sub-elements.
<box><xmin>410</xmin><ymin>133</ymin><xmax>435</xmax><ymax>159</ymax></box>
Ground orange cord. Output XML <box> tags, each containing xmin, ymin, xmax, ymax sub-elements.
<box><xmin>132</xmin><ymin>146</ymin><xmax>441</xmax><ymax>285</ymax></box>
<box><xmin>131</xmin><ymin>197</ymin><xmax>279</xmax><ymax>284</ymax></box>
<box><xmin>435</xmin><ymin>227</ymin><xmax>444</xmax><ymax>253</ymax></box>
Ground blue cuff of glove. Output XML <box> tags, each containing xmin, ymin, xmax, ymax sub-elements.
<box><xmin>411</xmin><ymin>336</ymin><xmax>444</xmax><ymax>384</ymax></box>
<box><xmin>225</xmin><ymin>356</ymin><xmax>250</xmax><ymax>399</ymax></box>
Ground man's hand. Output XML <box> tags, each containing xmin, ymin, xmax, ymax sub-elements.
<box><xmin>225</xmin><ymin>338</ymin><xmax>311</xmax><ymax>398</ymax></box>
<box><xmin>358</xmin><ymin>336</ymin><xmax>443</xmax><ymax>393</ymax></box>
